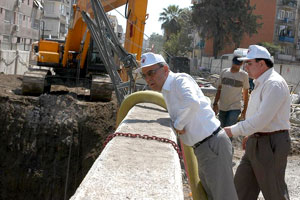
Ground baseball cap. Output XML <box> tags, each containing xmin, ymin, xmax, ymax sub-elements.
<box><xmin>136</xmin><ymin>52</ymin><xmax>166</xmax><ymax>73</ymax></box>
<box><xmin>238</xmin><ymin>45</ymin><xmax>272</xmax><ymax>62</ymax></box>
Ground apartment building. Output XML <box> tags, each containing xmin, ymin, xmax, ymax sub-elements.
<box><xmin>274</xmin><ymin>0</ymin><xmax>299</xmax><ymax>61</ymax></box>
<box><xmin>0</xmin><ymin>0</ymin><xmax>43</xmax><ymax>50</ymax></box>
<box><xmin>42</xmin><ymin>0</ymin><xmax>73</xmax><ymax>39</ymax></box>
<box><xmin>193</xmin><ymin>0</ymin><xmax>300</xmax><ymax>62</ymax></box>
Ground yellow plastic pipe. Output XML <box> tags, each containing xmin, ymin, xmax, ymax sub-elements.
<box><xmin>116</xmin><ymin>90</ymin><xmax>207</xmax><ymax>200</ymax></box>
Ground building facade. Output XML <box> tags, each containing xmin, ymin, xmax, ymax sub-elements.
<box><xmin>0</xmin><ymin>0</ymin><xmax>43</xmax><ymax>50</ymax></box>
<box><xmin>42</xmin><ymin>0</ymin><xmax>73</xmax><ymax>39</ymax></box>
<box><xmin>193</xmin><ymin>0</ymin><xmax>300</xmax><ymax>62</ymax></box>
<box><xmin>274</xmin><ymin>0</ymin><xmax>299</xmax><ymax>61</ymax></box>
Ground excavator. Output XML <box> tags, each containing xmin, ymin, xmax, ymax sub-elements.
<box><xmin>23</xmin><ymin>0</ymin><xmax>148</xmax><ymax>104</ymax></box>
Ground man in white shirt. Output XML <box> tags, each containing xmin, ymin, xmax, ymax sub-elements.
<box><xmin>138</xmin><ymin>52</ymin><xmax>238</xmax><ymax>200</ymax></box>
<box><xmin>224</xmin><ymin>45</ymin><xmax>291</xmax><ymax>200</ymax></box>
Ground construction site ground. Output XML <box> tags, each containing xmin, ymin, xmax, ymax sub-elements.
<box><xmin>0</xmin><ymin>73</ymin><xmax>299</xmax><ymax>200</ymax></box>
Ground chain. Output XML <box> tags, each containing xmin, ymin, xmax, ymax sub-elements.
<box><xmin>102</xmin><ymin>132</ymin><xmax>182</xmax><ymax>158</ymax></box>
<box><xmin>0</xmin><ymin>56</ymin><xmax>17</xmax><ymax>66</ymax></box>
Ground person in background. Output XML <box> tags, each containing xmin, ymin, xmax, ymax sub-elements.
<box><xmin>224</xmin><ymin>45</ymin><xmax>291</xmax><ymax>200</ymax></box>
<box><xmin>213</xmin><ymin>56</ymin><xmax>249</xmax><ymax>127</ymax></box>
<box><xmin>138</xmin><ymin>52</ymin><xmax>238</xmax><ymax>200</ymax></box>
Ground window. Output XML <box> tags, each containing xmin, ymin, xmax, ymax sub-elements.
<box><xmin>286</xmin><ymin>11</ymin><xmax>293</xmax><ymax>19</ymax></box>
<box><xmin>3</xmin><ymin>35</ymin><xmax>10</xmax><ymax>42</ymax></box>
<box><xmin>17</xmin><ymin>37</ymin><xmax>21</xmax><ymax>43</ymax></box>
<box><xmin>4</xmin><ymin>10</ymin><xmax>14</xmax><ymax>24</ymax></box>
<box><xmin>0</xmin><ymin>8</ymin><xmax>3</xmax><ymax>14</ymax></box>
<box><xmin>278</xmin><ymin>10</ymin><xmax>285</xmax><ymax>19</ymax></box>
<box><xmin>28</xmin><ymin>0</ymin><xmax>30</xmax><ymax>5</ymax></box>
<box><xmin>61</xmin><ymin>4</ymin><xmax>65</xmax><ymax>16</ymax></box>
<box><xmin>19</xmin><ymin>14</ymin><xmax>22</xmax><ymax>25</ymax></box>
<box><xmin>45</xmin><ymin>2</ymin><xmax>55</xmax><ymax>14</ymax></box>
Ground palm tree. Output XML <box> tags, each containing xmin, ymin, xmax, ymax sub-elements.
<box><xmin>159</xmin><ymin>5</ymin><xmax>183</xmax><ymax>40</ymax></box>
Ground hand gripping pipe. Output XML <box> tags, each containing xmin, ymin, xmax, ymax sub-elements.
<box><xmin>116</xmin><ymin>90</ymin><xmax>207</xmax><ymax>200</ymax></box>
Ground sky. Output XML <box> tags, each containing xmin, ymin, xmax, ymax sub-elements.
<box><xmin>108</xmin><ymin>0</ymin><xmax>192</xmax><ymax>38</ymax></box>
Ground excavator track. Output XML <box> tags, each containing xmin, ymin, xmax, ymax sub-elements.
<box><xmin>22</xmin><ymin>69</ymin><xmax>50</xmax><ymax>96</ymax></box>
<box><xmin>90</xmin><ymin>75</ymin><xmax>113</xmax><ymax>101</ymax></box>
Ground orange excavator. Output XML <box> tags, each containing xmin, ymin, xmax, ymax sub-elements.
<box><xmin>23</xmin><ymin>0</ymin><xmax>148</xmax><ymax>104</ymax></box>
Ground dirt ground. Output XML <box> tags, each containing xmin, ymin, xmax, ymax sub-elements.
<box><xmin>0</xmin><ymin>74</ymin><xmax>299</xmax><ymax>200</ymax></box>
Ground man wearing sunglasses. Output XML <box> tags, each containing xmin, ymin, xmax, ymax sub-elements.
<box><xmin>138</xmin><ymin>52</ymin><xmax>238</xmax><ymax>200</ymax></box>
<box><xmin>224</xmin><ymin>45</ymin><xmax>291</xmax><ymax>200</ymax></box>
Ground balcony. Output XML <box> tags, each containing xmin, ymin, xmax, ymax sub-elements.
<box><xmin>280</xmin><ymin>17</ymin><xmax>294</xmax><ymax>24</ymax></box>
<box><xmin>281</xmin><ymin>0</ymin><xmax>297</xmax><ymax>7</ymax></box>
<box><xmin>279</xmin><ymin>36</ymin><xmax>294</xmax><ymax>43</ymax></box>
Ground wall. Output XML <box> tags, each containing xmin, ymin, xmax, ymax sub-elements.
<box><xmin>70</xmin><ymin>103</ymin><xmax>183</xmax><ymax>199</ymax></box>
<box><xmin>191</xmin><ymin>56</ymin><xmax>300</xmax><ymax>93</ymax></box>
<box><xmin>0</xmin><ymin>50</ymin><xmax>29</xmax><ymax>75</ymax></box>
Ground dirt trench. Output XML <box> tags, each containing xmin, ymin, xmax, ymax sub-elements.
<box><xmin>0</xmin><ymin>74</ymin><xmax>117</xmax><ymax>200</ymax></box>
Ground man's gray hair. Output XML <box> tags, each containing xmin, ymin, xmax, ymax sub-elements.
<box><xmin>158</xmin><ymin>62</ymin><xmax>169</xmax><ymax>68</ymax></box>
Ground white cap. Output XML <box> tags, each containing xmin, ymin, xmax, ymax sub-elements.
<box><xmin>238</xmin><ymin>45</ymin><xmax>272</xmax><ymax>62</ymax></box>
<box><xmin>136</xmin><ymin>52</ymin><xmax>166</xmax><ymax>73</ymax></box>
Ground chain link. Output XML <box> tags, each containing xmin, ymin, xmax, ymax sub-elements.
<box><xmin>102</xmin><ymin>132</ymin><xmax>182</xmax><ymax>158</ymax></box>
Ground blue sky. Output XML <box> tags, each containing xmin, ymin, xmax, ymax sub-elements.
<box><xmin>108</xmin><ymin>0</ymin><xmax>192</xmax><ymax>38</ymax></box>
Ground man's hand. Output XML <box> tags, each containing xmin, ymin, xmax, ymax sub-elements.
<box><xmin>242</xmin><ymin>136</ymin><xmax>248</xmax><ymax>150</ymax></box>
<box><xmin>224</xmin><ymin>126</ymin><xmax>233</xmax><ymax>138</ymax></box>
<box><xmin>240</xmin><ymin>109</ymin><xmax>246</xmax><ymax>120</ymax></box>
<box><xmin>175</xmin><ymin>128</ymin><xmax>185</xmax><ymax>135</ymax></box>
<box><xmin>213</xmin><ymin>104</ymin><xmax>219</xmax><ymax>115</ymax></box>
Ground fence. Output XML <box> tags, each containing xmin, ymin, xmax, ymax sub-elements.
<box><xmin>0</xmin><ymin>41</ymin><xmax>31</xmax><ymax>51</ymax></box>
<box><xmin>0</xmin><ymin>50</ymin><xmax>30</xmax><ymax>75</ymax></box>
<box><xmin>190</xmin><ymin>56</ymin><xmax>300</xmax><ymax>93</ymax></box>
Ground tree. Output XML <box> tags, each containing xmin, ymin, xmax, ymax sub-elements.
<box><xmin>192</xmin><ymin>0</ymin><xmax>262</xmax><ymax>57</ymax></box>
<box><xmin>258</xmin><ymin>42</ymin><xmax>281</xmax><ymax>56</ymax></box>
<box><xmin>159</xmin><ymin>5</ymin><xmax>183</xmax><ymax>40</ymax></box>
<box><xmin>148</xmin><ymin>33</ymin><xmax>164</xmax><ymax>54</ymax></box>
<box><xmin>163</xmin><ymin>8</ymin><xmax>193</xmax><ymax>57</ymax></box>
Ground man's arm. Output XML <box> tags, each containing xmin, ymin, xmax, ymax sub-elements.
<box><xmin>213</xmin><ymin>85</ymin><xmax>222</xmax><ymax>115</ymax></box>
<box><xmin>241</xmin><ymin>88</ymin><xmax>249</xmax><ymax>119</ymax></box>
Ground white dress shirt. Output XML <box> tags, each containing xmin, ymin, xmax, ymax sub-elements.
<box><xmin>231</xmin><ymin>68</ymin><xmax>290</xmax><ymax>136</ymax></box>
<box><xmin>162</xmin><ymin>71</ymin><xmax>220</xmax><ymax>146</ymax></box>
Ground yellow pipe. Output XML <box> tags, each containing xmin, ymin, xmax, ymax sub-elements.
<box><xmin>116</xmin><ymin>90</ymin><xmax>207</xmax><ymax>200</ymax></box>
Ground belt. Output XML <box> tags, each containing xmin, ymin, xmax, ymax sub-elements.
<box><xmin>193</xmin><ymin>126</ymin><xmax>221</xmax><ymax>149</ymax></box>
<box><xmin>251</xmin><ymin>129</ymin><xmax>288</xmax><ymax>137</ymax></box>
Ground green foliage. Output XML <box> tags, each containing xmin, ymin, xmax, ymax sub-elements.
<box><xmin>159</xmin><ymin>5</ymin><xmax>183</xmax><ymax>40</ymax></box>
<box><xmin>258</xmin><ymin>42</ymin><xmax>281</xmax><ymax>56</ymax></box>
<box><xmin>148</xmin><ymin>33</ymin><xmax>164</xmax><ymax>54</ymax></box>
<box><xmin>163</xmin><ymin>8</ymin><xmax>193</xmax><ymax>57</ymax></box>
<box><xmin>192</xmin><ymin>0</ymin><xmax>262</xmax><ymax>57</ymax></box>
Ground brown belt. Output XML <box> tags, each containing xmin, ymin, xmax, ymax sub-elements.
<box><xmin>252</xmin><ymin>130</ymin><xmax>288</xmax><ymax>137</ymax></box>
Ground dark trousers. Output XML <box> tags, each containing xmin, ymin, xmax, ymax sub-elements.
<box><xmin>234</xmin><ymin>131</ymin><xmax>291</xmax><ymax>200</ymax></box>
<box><xmin>218</xmin><ymin>110</ymin><xmax>241</xmax><ymax>128</ymax></box>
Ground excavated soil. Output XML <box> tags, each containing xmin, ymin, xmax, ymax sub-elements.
<box><xmin>0</xmin><ymin>74</ymin><xmax>117</xmax><ymax>200</ymax></box>
<box><xmin>0</xmin><ymin>74</ymin><xmax>299</xmax><ymax>200</ymax></box>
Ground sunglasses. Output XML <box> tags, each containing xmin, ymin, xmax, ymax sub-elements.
<box><xmin>140</xmin><ymin>66</ymin><xmax>163</xmax><ymax>79</ymax></box>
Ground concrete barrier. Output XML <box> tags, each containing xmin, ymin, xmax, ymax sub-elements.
<box><xmin>70</xmin><ymin>103</ymin><xmax>183</xmax><ymax>200</ymax></box>
<box><xmin>0</xmin><ymin>50</ymin><xmax>29</xmax><ymax>75</ymax></box>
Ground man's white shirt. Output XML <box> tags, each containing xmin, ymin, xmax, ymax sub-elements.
<box><xmin>162</xmin><ymin>71</ymin><xmax>220</xmax><ymax>146</ymax></box>
<box><xmin>231</xmin><ymin>68</ymin><xmax>290</xmax><ymax>136</ymax></box>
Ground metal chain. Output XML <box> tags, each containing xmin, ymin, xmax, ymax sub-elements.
<box><xmin>0</xmin><ymin>56</ymin><xmax>17</xmax><ymax>66</ymax></box>
<box><xmin>18</xmin><ymin>55</ymin><xmax>30</xmax><ymax>68</ymax></box>
<box><xmin>102</xmin><ymin>132</ymin><xmax>182</xmax><ymax>158</ymax></box>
